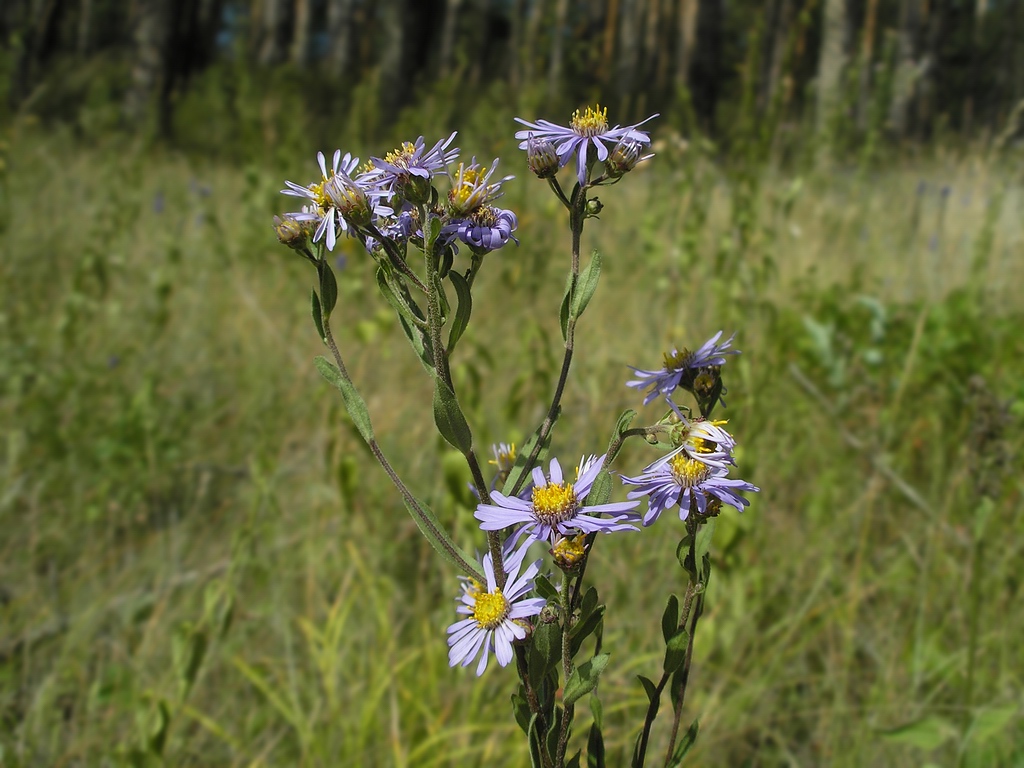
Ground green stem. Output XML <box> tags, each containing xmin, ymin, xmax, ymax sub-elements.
<box><xmin>417</xmin><ymin>205</ymin><xmax>502</xmax><ymax>584</ymax></box>
<box><xmin>321</xmin><ymin>313</ymin><xmax>481</xmax><ymax>579</ymax></box>
<box><xmin>510</xmin><ymin>187</ymin><xmax>586</xmax><ymax>496</ymax></box>
<box><xmin>555</xmin><ymin>569</ymin><xmax>575</xmax><ymax>767</ymax></box>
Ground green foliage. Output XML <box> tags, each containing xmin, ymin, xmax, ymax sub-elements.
<box><xmin>1</xmin><ymin>116</ymin><xmax>1022</xmax><ymax>767</ymax></box>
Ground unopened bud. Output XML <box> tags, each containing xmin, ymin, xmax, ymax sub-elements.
<box><xmin>606</xmin><ymin>139</ymin><xmax>643</xmax><ymax>178</ymax></box>
<box><xmin>273</xmin><ymin>215</ymin><xmax>309</xmax><ymax>250</ymax></box>
<box><xmin>550</xmin><ymin>534</ymin><xmax>587</xmax><ymax>573</ymax></box>
<box><xmin>527</xmin><ymin>136</ymin><xmax>560</xmax><ymax>179</ymax></box>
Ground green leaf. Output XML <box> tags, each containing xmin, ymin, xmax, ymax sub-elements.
<box><xmin>559</xmin><ymin>277</ymin><xmax>571</xmax><ymax>341</ymax></box>
<box><xmin>694</xmin><ymin>518</ymin><xmax>717</xmax><ymax>581</ymax></box>
<box><xmin>589</xmin><ymin>692</ymin><xmax>603</xmax><ymax>729</ymax></box>
<box><xmin>535</xmin><ymin>574</ymin><xmax>560</xmax><ymax>601</ymax></box>
<box><xmin>570</xmin><ymin>250</ymin><xmax>602</xmax><ymax>320</ymax></box>
<box><xmin>661</xmin><ymin>595</ymin><xmax>679</xmax><ymax>643</ymax></box>
<box><xmin>447</xmin><ymin>270</ymin><xmax>473</xmax><ymax>351</ymax></box>
<box><xmin>311</xmin><ymin>289</ymin><xmax>325</xmax><ymax>342</ymax></box>
<box><xmin>512</xmin><ymin>688</ymin><xmax>532</xmax><ymax>735</ymax></box>
<box><xmin>375</xmin><ymin>266</ymin><xmax>432</xmax><ymax>371</ymax></box>
<box><xmin>606</xmin><ymin>409</ymin><xmax>637</xmax><ymax>463</ymax></box>
<box><xmin>432</xmin><ymin>376</ymin><xmax>473</xmax><ymax>453</ymax></box>
<box><xmin>663</xmin><ymin>627</ymin><xmax>689</xmax><ymax>674</ymax></box>
<box><xmin>570</xmin><ymin>604</ymin><xmax>605</xmax><ymax>657</ymax></box>
<box><xmin>172</xmin><ymin>624</ymin><xmax>208</xmax><ymax>698</ymax></box>
<box><xmin>879</xmin><ymin>716</ymin><xmax>956</xmax><ymax>749</ymax></box>
<box><xmin>566</xmin><ymin>750</ymin><xmax>582</xmax><ymax>768</ymax></box>
<box><xmin>317</xmin><ymin>260</ymin><xmax>338</xmax><ymax>319</ymax></box>
<box><xmin>969</xmin><ymin>706</ymin><xmax>1018</xmax><ymax>746</ymax></box>
<box><xmin>579</xmin><ymin>586</ymin><xmax>599</xmax><ymax>624</ymax></box>
<box><xmin>146</xmin><ymin>699</ymin><xmax>171</xmax><ymax>756</ymax></box>
<box><xmin>584</xmin><ymin>469</ymin><xmax>612</xmax><ymax>507</ymax></box>
<box><xmin>637</xmin><ymin>675</ymin><xmax>659</xmax><ymax>716</ymax></box>
<box><xmin>314</xmin><ymin>356</ymin><xmax>374</xmax><ymax>443</ymax></box>
<box><xmin>528</xmin><ymin>620</ymin><xmax>562</xmax><ymax>690</ymax></box>
<box><xmin>587</xmin><ymin>722</ymin><xmax>606</xmax><ymax>768</ymax></box>
<box><xmin>564</xmin><ymin>654</ymin><xmax>610</xmax><ymax>707</ymax></box>
<box><xmin>434</xmin><ymin>273</ymin><xmax>450</xmax><ymax>325</ymax></box>
<box><xmin>528</xmin><ymin>714</ymin><xmax>544</xmax><ymax>768</ymax></box>
<box><xmin>546</xmin><ymin>707</ymin><xmax>563</xmax><ymax>760</ymax></box>
<box><xmin>666</xmin><ymin>719</ymin><xmax>699</xmax><ymax>767</ymax></box>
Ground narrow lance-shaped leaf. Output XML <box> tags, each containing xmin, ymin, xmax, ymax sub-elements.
<box><xmin>666</xmin><ymin>719</ymin><xmax>700</xmax><ymax>767</ymax></box>
<box><xmin>311</xmin><ymin>289</ymin><xmax>326</xmax><ymax>342</ymax></box>
<box><xmin>564</xmin><ymin>653</ymin><xmax>610</xmax><ymax>707</ymax></box>
<box><xmin>661</xmin><ymin>594</ymin><xmax>679</xmax><ymax>643</ymax></box>
<box><xmin>570</xmin><ymin>250</ymin><xmax>602</xmax><ymax>320</ymax></box>
<box><xmin>447</xmin><ymin>270</ymin><xmax>473</xmax><ymax>351</ymax></box>
<box><xmin>663</xmin><ymin>627</ymin><xmax>689</xmax><ymax>674</ymax></box>
<box><xmin>314</xmin><ymin>356</ymin><xmax>374</xmax><ymax>443</ymax></box>
<box><xmin>432</xmin><ymin>376</ymin><xmax>473</xmax><ymax>454</ymax></box>
<box><xmin>317</xmin><ymin>260</ymin><xmax>338</xmax><ymax>319</ymax></box>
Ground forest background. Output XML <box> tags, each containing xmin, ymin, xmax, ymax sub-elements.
<box><xmin>1</xmin><ymin>0</ymin><xmax>1022</xmax><ymax>765</ymax></box>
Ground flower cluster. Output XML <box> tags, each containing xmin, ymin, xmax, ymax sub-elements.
<box><xmin>515</xmin><ymin>104</ymin><xmax>658</xmax><ymax>186</ymax></box>
<box><xmin>622</xmin><ymin>332</ymin><xmax>759</xmax><ymax>526</ymax></box>
<box><xmin>279</xmin><ymin>135</ymin><xmax>519</xmax><ymax>257</ymax></box>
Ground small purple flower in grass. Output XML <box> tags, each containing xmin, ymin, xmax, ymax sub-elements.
<box><xmin>475</xmin><ymin>454</ymin><xmax>640</xmax><ymax>545</ymax></box>
<box><xmin>622</xmin><ymin>449</ymin><xmax>759</xmax><ymax>527</ymax></box>
<box><xmin>626</xmin><ymin>331</ymin><xmax>738</xmax><ymax>406</ymax></box>
<box><xmin>447</xmin><ymin>543</ymin><xmax>546</xmax><ymax>676</ymax></box>
<box><xmin>515</xmin><ymin>105</ymin><xmax>657</xmax><ymax>187</ymax></box>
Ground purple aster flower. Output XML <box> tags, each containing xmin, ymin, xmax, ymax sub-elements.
<box><xmin>444</xmin><ymin>206</ymin><xmax>518</xmax><ymax>253</ymax></box>
<box><xmin>514</xmin><ymin>105</ymin><xmax>657</xmax><ymax>187</ymax></box>
<box><xmin>622</xmin><ymin>449</ymin><xmax>759</xmax><ymax>526</ymax></box>
<box><xmin>448</xmin><ymin>158</ymin><xmax>514</xmax><ymax>216</ymax></box>
<box><xmin>671</xmin><ymin>417</ymin><xmax>737</xmax><ymax>469</ymax></box>
<box><xmin>626</xmin><ymin>331</ymin><xmax>738</xmax><ymax>406</ymax></box>
<box><xmin>475</xmin><ymin>454</ymin><xmax>640</xmax><ymax>545</ymax></box>
<box><xmin>447</xmin><ymin>543</ymin><xmax>546</xmax><ymax>676</ymax></box>
<box><xmin>370</xmin><ymin>133</ymin><xmax>460</xmax><ymax>203</ymax></box>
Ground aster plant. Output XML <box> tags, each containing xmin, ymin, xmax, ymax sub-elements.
<box><xmin>270</xmin><ymin>105</ymin><xmax>759</xmax><ymax>767</ymax></box>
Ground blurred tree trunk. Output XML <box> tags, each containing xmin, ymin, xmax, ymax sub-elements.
<box><xmin>76</xmin><ymin>0</ymin><xmax>92</xmax><ymax>55</ymax></box>
<box><xmin>816</xmin><ymin>0</ymin><xmax>848</xmax><ymax>135</ymax></box>
<box><xmin>439</xmin><ymin>0</ymin><xmax>464</xmax><ymax>78</ymax></box>
<box><xmin>509</xmin><ymin>0</ymin><xmax>526</xmax><ymax>91</ymax></box>
<box><xmin>290</xmin><ymin>0</ymin><xmax>311</xmax><ymax>67</ymax></box>
<box><xmin>856</xmin><ymin>0</ymin><xmax>878</xmax><ymax>128</ymax></box>
<box><xmin>599</xmin><ymin>0</ymin><xmax>619</xmax><ymax>88</ymax></box>
<box><xmin>546</xmin><ymin>0</ymin><xmax>570</xmax><ymax>107</ymax></box>
<box><xmin>523</xmin><ymin>0</ymin><xmax>545</xmax><ymax>87</ymax></box>
<box><xmin>255</xmin><ymin>0</ymin><xmax>289</xmax><ymax>66</ymax></box>
<box><xmin>642</xmin><ymin>0</ymin><xmax>664</xmax><ymax>113</ymax></box>
<box><xmin>889</xmin><ymin>0</ymin><xmax>920</xmax><ymax>138</ymax></box>
<box><xmin>674</xmin><ymin>0</ymin><xmax>698</xmax><ymax>95</ymax></box>
<box><xmin>761</xmin><ymin>0</ymin><xmax>792</xmax><ymax>110</ymax></box>
<box><xmin>691</xmin><ymin>0</ymin><xmax>723</xmax><ymax>130</ymax></box>
<box><xmin>325</xmin><ymin>0</ymin><xmax>356</xmax><ymax>77</ymax></box>
<box><xmin>379</xmin><ymin>0</ymin><xmax>415</xmax><ymax>123</ymax></box>
<box><xmin>615</xmin><ymin>0</ymin><xmax>642</xmax><ymax>115</ymax></box>
<box><xmin>125</xmin><ymin>0</ymin><xmax>171</xmax><ymax>129</ymax></box>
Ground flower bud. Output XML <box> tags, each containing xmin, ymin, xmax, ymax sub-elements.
<box><xmin>273</xmin><ymin>215</ymin><xmax>310</xmax><ymax>250</ymax></box>
<box><xmin>526</xmin><ymin>135</ymin><xmax>560</xmax><ymax>179</ymax></box>
<box><xmin>550</xmin><ymin>534</ymin><xmax>588</xmax><ymax>573</ymax></box>
<box><xmin>605</xmin><ymin>138</ymin><xmax>643</xmax><ymax>178</ymax></box>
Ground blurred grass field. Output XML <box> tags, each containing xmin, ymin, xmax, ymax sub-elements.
<box><xmin>1</xmin><ymin>113</ymin><xmax>1022</xmax><ymax>766</ymax></box>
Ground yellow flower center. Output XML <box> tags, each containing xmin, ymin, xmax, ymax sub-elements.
<box><xmin>472</xmin><ymin>589</ymin><xmax>510</xmax><ymax>629</ymax></box>
<box><xmin>663</xmin><ymin>347</ymin><xmax>695</xmax><ymax>370</ymax></box>
<box><xmin>308</xmin><ymin>179</ymin><xmax>331</xmax><ymax>209</ymax></box>
<box><xmin>552</xmin><ymin>534</ymin><xmax>587</xmax><ymax>568</ymax></box>
<box><xmin>570</xmin><ymin>104</ymin><xmax>609</xmax><ymax>136</ymax></box>
<box><xmin>532</xmin><ymin>482</ymin><xmax>579</xmax><ymax>524</ymax></box>
<box><xmin>384</xmin><ymin>141</ymin><xmax>417</xmax><ymax>169</ymax></box>
<box><xmin>669</xmin><ymin>454</ymin><xmax>713</xmax><ymax>488</ymax></box>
